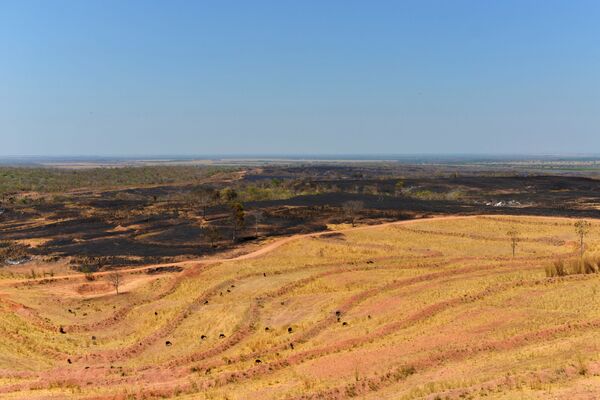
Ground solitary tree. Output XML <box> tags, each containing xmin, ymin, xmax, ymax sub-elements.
<box><xmin>575</xmin><ymin>220</ymin><xmax>592</xmax><ymax>257</ymax></box>
<box><xmin>106</xmin><ymin>271</ymin><xmax>122</xmax><ymax>295</ymax></box>
<box><xmin>342</xmin><ymin>200</ymin><xmax>364</xmax><ymax>227</ymax></box>
<box><xmin>230</xmin><ymin>202</ymin><xmax>245</xmax><ymax>242</ymax></box>
<box><xmin>254</xmin><ymin>210</ymin><xmax>264</xmax><ymax>237</ymax></box>
<box><xmin>205</xmin><ymin>225</ymin><xmax>221</xmax><ymax>247</ymax></box>
<box><xmin>506</xmin><ymin>228</ymin><xmax>520</xmax><ymax>258</ymax></box>
<box><xmin>191</xmin><ymin>186</ymin><xmax>215</xmax><ymax>218</ymax></box>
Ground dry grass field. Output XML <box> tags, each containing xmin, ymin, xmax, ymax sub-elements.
<box><xmin>2</xmin><ymin>215</ymin><xmax>600</xmax><ymax>399</ymax></box>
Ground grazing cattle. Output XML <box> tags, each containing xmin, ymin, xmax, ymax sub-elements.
<box><xmin>227</xmin><ymin>289</ymin><xmax>231</xmax><ymax>293</ymax></box>
<box><xmin>263</xmin><ymin>273</ymin><xmax>266</xmax><ymax>277</ymax></box>
<box><xmin>335</xmin><ymin>310</ymin><xmax>342</xmax><ymax>317</ymax></box>
<box><xmin>219</xmin><ymin>333</ymin><xmax>225</xmax><ymax>338</ymax></box>
<box><xmin>91</xmin><ymin>336</ymin><xmax>96</xmax><ymax>340</ymax></box>
<box><xmin>264</xmin><ymin>327</ymin><xmax>270</xmax><ymax>331</ymax></box>
<box><xmin>67</xmin><ymin>359</ymin><xmax>72</xmax><ymax>364</ymax></box>
<box><xmin>165</xmin><ymin>341</ymin><xmax>172</xmax><ymax>346</ymax></box>
<box><xmin>290</xmin><ymin>343</ymin><xmax>294</xmax><ymax>350</ymax></box>
<box><xmin>255</xmin><ymin>359</ymin><xmax>262</xmax><ymax>364</ymax></box>
<box><xmin>342</xmin><ymin>322</ymin><xmax>348</xmax><ymax>326</ymax></box>
<box><xmin>204</xmin><ymin>300</ymin><xmax>209</xmax><ymax>305</ymax></box>
<box><xmin>200</xmin><ymin>335</ymin><xmax>207</xmax><ymax>340</ymax></box>
<box><xmin>154</xmin><ymin>311</ymin><xmax>158</xmax><ymax>316</ymax></box>
<box><xmin>59</xmin><ymin>326</ymin><xmax>66</xmax><ymax>334</ymax></box>
<box><xmin>287</xmin><ymin>327</ymin><xmax>293</xmax><ymax>333</ymax></box>
<box><xmin>231</xmin><ymin>284</ymin><xmax>235</xmax><ymax>288</ymax></box>
<box><xmin>368</xmin><ymin>315</ymin><xmax>372</xmax><ymax>319</ymax></box>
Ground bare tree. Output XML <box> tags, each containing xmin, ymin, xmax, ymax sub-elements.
<box><xmin>342</xmin><ymin>200</ymin><xmax>364</xmax><ymax>227</ymax></box>
<box><xmin>230</xmin><ymin>202</ymin><xmax>245</xmax><ymax>242</ymax></box>
<box><xmin>205</xmin><ymin>225</ymin><xmax>221</xmax><ymax>247</ymax></box>
<box><xmin>575</xmin><ymin>220</ymin><xmax>592</xmax><ymax>257</ymax></box>
<box><xmin>506</xmin><ymin>228</ymin><xmax>520</xmax><ymax>258</ymax></box>
<box><xmin>106</xmin><ymin>271</ymin><xmax>122</xmax><ymax>295</ymax></box>
<box><xmin>254</xmin><ymin>210</ymin><xmax>264</xmax><ymax>237</ymax></box>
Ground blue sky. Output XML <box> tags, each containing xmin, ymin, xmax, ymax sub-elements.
<box><xmin>1</xmin><ymin>0</ymin><xmax>599</xmax><ymax>156</ymax></box>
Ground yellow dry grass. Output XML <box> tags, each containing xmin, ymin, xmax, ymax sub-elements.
<box><xmin>1</xmin><ymin>215</ymin><xmax>600</xmax><ymax>399</ymax></box>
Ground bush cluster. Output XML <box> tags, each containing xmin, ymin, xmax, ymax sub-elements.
<box><xmin>545</xmin><ymin>254</ymin><xmax>600</xmax><ymax>277</ymax></box>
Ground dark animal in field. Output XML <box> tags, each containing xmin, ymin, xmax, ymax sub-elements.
<box><xmin>91</xmin><ymin>336</ymin><xmax>96</xmax><ymax>340</ymax></box>
<box><xmin>366</xmin><ymin>260</ymin><xmax>374</xmax><ymax>264</ymax></box>
<box><xmin>335</xmin><ymin>310</ymin><xmax>341</xmax><ymax>317</ymax></box>
<box><xmin>255</xmin><ymin>359</ymin><xmax>262</xmax><ymax>364</ymax></box>
<box><xmin>231</xmin><ymin>284</ymin><xmax>235</xmax><ymax>288</ymax></box>
<box><xmin>219</xmin><ymin>333</ymin><xmax>225</xmax><ymax>338</ymax></box>
<box><xmin>290</xmin><ymin>343</ymin><xmax>294</xmax><ymax>350</ymax></box>
<box><xmin>288</xmin><ymin>327</ymin><xmax>293</xmax><ymax>333</ymax></box>
<box><xmin>59</xmin><ymin>326</ymin><xmax>66</xmax><ymax>334</ymax></box>
<box><xmin>264</xmin><ymin>327</ymin><xmax>270</xmax><ymax>331</ymax></box>
<box><xmin>263</xmin><ymin>272</ymin><xmax>266</xmax><ymax>277</ymax></box>
<box><xmin>67</xmin><ymin>359</ymin><xmax>72</xmax><ymax>364</ymax></box>
<box><xmin>165</xmin><ymin>341</ymin><xmax>172</xmax><ymax>347</ymax></box>
<box><xmin>368</xmin><ymin>315</ymin><xmax>372</xmax><ymax>319</ymax></box>
<box><xmin>200</xmin><ymin>335</ymin><xmax>207</xmax><ymax>340</ymax></box>
<box><xmin>204</xmin><ymin>300</ymin><xmax>209</xmax><ymax>305</ymax></box>
<box><xmin>227</xmin><ymin>289</ymin><xmax>231</xmax><ymax>293</ymax></box>
<box><xmin>154</xmin><ymin>311</ymin><xmax>158</xmax><ymax>316</ymax></box>
<box><xmin>342</xmin><ymin>322</ymin><xmax>348</xmax><ymax>326</ymax></box>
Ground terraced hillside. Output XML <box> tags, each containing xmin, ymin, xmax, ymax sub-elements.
<box><xmin>2</xmin><ymin>216</ymin><xmax>600</xmax><ymax>399</ymax></box>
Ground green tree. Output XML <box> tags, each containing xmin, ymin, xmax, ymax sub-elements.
<box><xmin>230</xmin><ymin>202</ymin><xmax>245</xmax><ymax>242</ymax></box>
<box><xmin>221</xmin><ymin>188</ymin><xmax>238</xmax><ymax>203</ymax></box>
<box><xmin>575</xmin><ymin>220</ymin><xmax>592</xmax><ymax>257</ymax></box>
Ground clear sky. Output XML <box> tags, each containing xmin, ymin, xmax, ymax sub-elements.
<box><xmin>1</xmin><ymin>0</ymin><xmax>599</xmax><ymax>156</ymax></box>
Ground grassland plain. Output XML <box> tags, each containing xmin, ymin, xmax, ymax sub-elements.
<box><xmin>1</xmin><ymin>216</ymin><xmax>600</xmax><ymax>399</ymax></box>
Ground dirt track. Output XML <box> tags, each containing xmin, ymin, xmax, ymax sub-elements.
<box><xmin>0</xmin><ymin>215</ymin><xmax>477</xmax><ymax>287</ymax></box>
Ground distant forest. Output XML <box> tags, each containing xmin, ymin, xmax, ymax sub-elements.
<box><xmin>0</xmin><ymin>166</ymin><xmax>230</xmax><ymax>195</ymax></box>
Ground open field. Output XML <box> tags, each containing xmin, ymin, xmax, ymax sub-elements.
<box><xmin>2</xmin><ymin>215</ymin><xmax>600</xmax><ymax>399</ymax></box>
